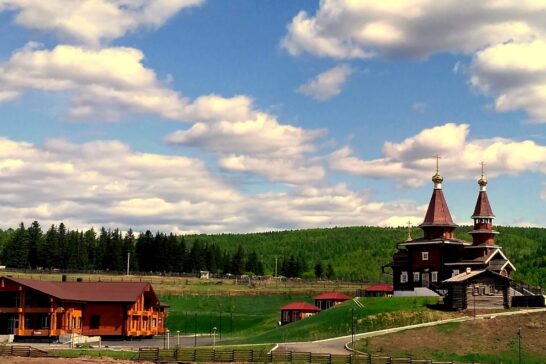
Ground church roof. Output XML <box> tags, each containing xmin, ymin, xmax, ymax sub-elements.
<box><xmin>419</xmin><ymin>188</ymin><xmax>457</xmax><ymax>228</ymax></box>
<box><xmin>472</xmin><ymin>190</ymin><xmax>495</xmax><ymax>218</ymax></box>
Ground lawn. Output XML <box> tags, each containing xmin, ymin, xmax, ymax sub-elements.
<box><xmin>162</xmin><ymin>294</ymin><xmax>457</xmax><ymax>344</ymax></box>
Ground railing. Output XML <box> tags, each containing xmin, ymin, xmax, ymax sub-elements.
<box><xmin>136</xmin><ymin>347</ymin><xmax>487</xmax><ymax>364</ymax></box>
<box><xmin>510</xmin><ymin>280</ymin><xmax>543</xmax><ymax>296</ymax></box>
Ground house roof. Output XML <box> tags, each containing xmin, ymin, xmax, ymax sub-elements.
<box><xmin>365</xmin><ymin>284</ymin><xmax>393</xmax><ymax>292</ymax></box>
<box><xmin>471</xmin><ymin>190</ymin><xmax>495</xmax><ymax>219</ymax></box>
<box><xmin>419</xmin><ymin>188</ymin><xmax>457</xmax><ymax>228</ymax></box>
<box><xmin>281</xmin><ymin>302</ymin><xmax>320</xmax><ymax>311</ymax></box>
<box><xmin>313</xmin><ymin>292</ymin><xmax>351</xmax><ymax>300</ymax></box>
<box><xmin>4</xmin><ymin>277</ymin><xmax>159</xmax><ymax>304</ymax></box>
<box><xmin>442</xmin><ymin>269</ymin><xmax>509</xmax><ymax>283</ymax></box>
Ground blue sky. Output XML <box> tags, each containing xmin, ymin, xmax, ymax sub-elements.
<box><xmin>0</xmin><ymin>0</ymin><xmax>545</xmax><ymax>233</ymax></box>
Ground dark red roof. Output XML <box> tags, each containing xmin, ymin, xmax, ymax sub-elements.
<box><xmin>419</xmin><ymin>189</ymin><xmax>457</xmax><ymax>227</ymax></box>
<box><xmin>472</xmin><ymin>190</ymin><xmax>495</xmax><ymax>218</ymax></box>
<box><xmin>5</xmin><ymin>277</ymin><xmax>159</xmax><ymax>304</ymax></box>
<box><xmin>281</xmin><ymin>302</ymin><xmax>320</xmax><ymax>311</ymax></box>
<box><xmin>365</xmin><ymin>284</ymin><xmax>393</xmax><ymax>292</ymax></box>
<box><xmin>313</xmin><ymin>292</ymin><xmax>351</xmax><ymax>301</ymax></box>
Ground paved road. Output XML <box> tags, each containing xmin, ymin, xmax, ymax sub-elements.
<box><xmin>275</xmin><ymin>307</ymin><xmax>546</xmax><ymax>355</ymax></box>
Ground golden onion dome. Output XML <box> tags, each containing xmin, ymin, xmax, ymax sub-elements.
<box><xmin>432</xmin><ymin>172</ymin><xmax>443</xmax><ymax>184</ymax></box>
<box><xmin>478</xmin><ymin>175</ymin><xmax>487</xmax><ymax>187</ymax></box>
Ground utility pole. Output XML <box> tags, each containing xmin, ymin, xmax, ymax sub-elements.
<box><xmin>126</xmin><ymin>252</ymin><xmax>130</xmax><ymax>276</ymax></box>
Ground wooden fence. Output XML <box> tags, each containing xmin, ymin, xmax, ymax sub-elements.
<box><xmin>136</xmin><ymin>347</ymin><xmax>486</xmax><ymax>364</ymax></box>
<box><xmin>0</xmin><ymin>345</ymin><xmax>49</xmax><ymax>358</ymax></box>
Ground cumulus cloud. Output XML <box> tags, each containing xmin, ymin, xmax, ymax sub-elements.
<box><xmin>218</xmin><ymin>155</ymin><xmax>325</xmax><ymax>184</ymax></box>
<box><xmin>0</xmin><ymin>43</ymin><xmax>189</xmax><ymax>121</ymax></box>
<box><xmin>469</xmin><ymin>40</ymin><xmax>546</xmax><ymax>123</ymax></box>
<box><xmin>165</xmin><ymin>101</ymin><xmax>327</xmax><ymax>184</ymax></box>
<box><xmin>0</xmin><ymin>137</ymin><xmax>423</xmax><ymax>232</ymax></box>
<box><xmin>328</xmin><ymin>123</ymin><xmax>546</xmax><ymax>187</ymax></box>
<box><xmin>297</xmin><ymin>64</ymin><xmax>352</xmax><ymax>101</ymax></box>
<box><xmin>0</xmin><ymin>0</ymin><xmax>203</xmax><ymax>46</ymax></box>
<box><xmin>282</xmin><ymin>0</ymin><xmax>546</xmax><ymax>60</ymax></box>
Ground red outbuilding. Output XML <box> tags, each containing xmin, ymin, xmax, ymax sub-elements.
<box><xmin>364</xmin><ymin>284</ymin><xmax>393</xmax><ymax>297</ymax></box>
<box><xmin>313</xmin><ymin>292</ymin><xmax>351</xmax><ymax>310</ymax></box>
<box><xmin>280</xmin><ymin>302</ymin><xmax>320</xmax><ymax>325</ymax></box>
<box><xmin>0</xmin><ymin>276</ymin><xmax>167</xmax><ymax>339</ymax></box>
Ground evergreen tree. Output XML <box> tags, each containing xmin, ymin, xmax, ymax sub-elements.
<box><xmin>230</xmin><ymin>245</ymin><xmax>245</xmax><ymax>275</ymax></box>
<box><xmin>3</xmin><ymin>222</ymin><xmax>30</xmax><ymax>268</ymax></box>
<box><xmin>84</xmin><ymin>228</ymin><xmax>97</xmax><ymax>269</ymax></box>
<box><xmin>27</xmin><ymin>221</ymin><xmax>42</xmax><ymax>268</ymax></box>
<box><xmin>43</xmin><ymin>224</ymin><xmax>59</xmax><ymax>268</ymax></box>
<box><xmin>325</xmin><ymin>263</ymin><xmax>335</xmax><ymax>279</ymax></box>
<box><xmin>57</xmin><ymin>223</ymin><xmax>67</xmax><ymax>269</ymax></box>
<box><xmin>123</xmin><ymin>229</ymin><xmax>138</xmax><ymax>273</ymax></box>
<box><xmin>314</xmin><ymin>262</ymin><xmax>324</xmax><ymax>279</ymax></box>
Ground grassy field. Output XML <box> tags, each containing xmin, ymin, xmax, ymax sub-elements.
<box><xmin>354</xmin><ymin>311</ymin><xmax>546</xmax><ymax>364</ymax></box>
<box><xmin>1</xmin><ymin>271</ymin><xmax>365</xmax><ymax>296</ymax></box>
<box><xmin>162</xmin><ymin>294</ymin><xmax>458</xmax><ymax>344</ymax></box>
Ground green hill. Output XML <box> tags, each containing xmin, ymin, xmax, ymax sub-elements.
<box><xmin>185</xmin><ymin>225</ymin><xmax>546</xmax><ymax>285</ymax></box>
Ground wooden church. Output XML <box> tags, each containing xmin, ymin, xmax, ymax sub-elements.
<box><xmin>388</xmin><ymin>164</ymin><xmax>515</xmax><ymax>309</ymax></box>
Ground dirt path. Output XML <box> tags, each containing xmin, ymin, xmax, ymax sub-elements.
<box><xmin>0</xmin><ymin>357</ymin><xmax>154</xmax><ymax>364</ymax></box>
<box><xmin>274</xmin><ymin>307</ymin><xmax>546</xmax><ymax>355</ymax></box>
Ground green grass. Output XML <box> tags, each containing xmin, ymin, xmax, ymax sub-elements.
<box><xmin>227</xmin><ymin>296</ymin><xmax>455</xmax><ymax>344</ymax></box>
<box><xmin>163</xmin><ymin>294</ymin><xmax>453</xmax><ymax>345</ymax></box>
<box><xmin>54</xmin><ymin>348</ymin><xmax>136</xmax><ymax>360</ymax></box>
<box><xmin>163</xmin><ymin>294</ymin><xmax>316</xmax><ymax>336</ymax></box>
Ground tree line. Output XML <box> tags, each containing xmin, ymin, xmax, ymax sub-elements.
<box><xmin>0</xmin><ymin>222</ymin><xmax>269</xmax><ymax>276</ymax></box>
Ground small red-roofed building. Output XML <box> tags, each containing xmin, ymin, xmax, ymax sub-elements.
<box><xmin>364</xmin><ymin>284</ymin><xmax>393</xmax><ymax>297</ymax></box>
<box><xmin>313</xmin><ymin>292</ymin><xmax>351</xmax><ymax>310</ymax></box>
<box><xmin>0</xmin><ymin>276</ymin><xmax>167</xmax><ymax>339</ymax></box>
<box><xmin>280</xmin><ymin>302</ymin><xmax>320</xmax><ymax>325</ymax></box>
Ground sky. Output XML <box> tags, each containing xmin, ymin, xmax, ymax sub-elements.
<box><xmin>0</xmin><ymin>0</ymin><xmax>545</xmax><ymax>234</ymax></box>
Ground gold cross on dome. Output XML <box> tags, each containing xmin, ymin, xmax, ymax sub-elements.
<box><xmin>433</xmin><ymin>153</ymin><xmax>441</xmax><ymax>173</ymax></box>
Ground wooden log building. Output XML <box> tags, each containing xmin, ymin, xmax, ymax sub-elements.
<box><xmin>313</xmin><ymin>292</ymin><xmax>350</xmax><ymax>310</ymax></box>
<box><xmin>443</xmin><ymin>269</ymin><xmax>510</xmax><ymax>310</ymax></box>
<box><xmin>0</xmin><ymin>276</ymin><xmax>167</xmax><ymax>339</ymax></box>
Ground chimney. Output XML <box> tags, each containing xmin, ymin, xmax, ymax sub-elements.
<box><xmin>466</xmin><ymin>267</ymin><xmax>471</xmax><ymax>274</ymax></box>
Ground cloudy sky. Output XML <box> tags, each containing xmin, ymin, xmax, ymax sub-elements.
<box><xmin>0</xmin><ymin>0</ymin><xmax>545</xmax><ymax>234</ymax></box>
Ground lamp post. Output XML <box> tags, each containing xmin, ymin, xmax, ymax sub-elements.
<box><xmin>177</xmin><ymin>330</ymin><xmax>180</xmax><ymax>347</ymax></box>
<box><xmin>212</xmin><ymin>326</ymin><xmax>217</xmax><ymax>348</ymax></box>
<box><xmin>518</xmin><ymin>328</ymin><xmax>522</xmax><ymax>364</ymax></box>
<box><xmin>166</xmin><ymin>329</ymin><xmax>170</xmax><ymax>350</ymax></box>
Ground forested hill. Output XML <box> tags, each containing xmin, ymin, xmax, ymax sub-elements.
<box><xmin>185</xmin><ymin>225</ymin><xmax>546</xmax><ymax>285</ymax></box>
<box><xmin>0</xmin><ymin>223</ymin><xmax>544</xmax><ymax>286</ymax></box>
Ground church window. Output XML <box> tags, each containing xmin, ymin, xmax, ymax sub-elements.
<box><xmin>413</xmin><ymin>272</ymin><xmax>420</xmax><ymax>282</ymax></box>
<box><xmin>431</xmin><ymin>271</ymin><xmax>438</xmax><ymax>282</ymax></box>
<box><xmin>400</xmin><ymin>271</ymin><xmax>408</xmax><ymax>283</ymax></box>
<box><xmin>422</xmin><ymin>252</ymin><xmax>429</xmax><ymax>260</ymax></box>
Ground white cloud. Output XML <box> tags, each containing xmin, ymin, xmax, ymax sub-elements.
<box><xmin>0</xmin><ymin>136</ymin><xmax>423</xmax><ymax>232</ymax></box>
<box><xmin>297</xmin><ymin>64</ymin><xmax>352</xmax><ymax>101</ymax></box>
<box><xmin>328</xmin><ymin>123</ymin><xmax>546</xmax><ymax>187</ymax></box>
<box><xmin>469</xmin><ymin>40</ymin><xmax>546</xmax><ymax>123</ymax></box>
<box><xmin>165</xmin><ymin>112</ymin><xmax>324</xmax><ymax>157</ymax></box>
<box><xmin>282</xmin><ymin>0</ymin><xmax>546</xmax><ymax>60</ymax></box>
<box><xmin>0</xmin><ymin>0</ymin><xmax>203</xmax><ymax>46</ymax></box>
<box><xmin>0</xmin><ymin>43</ymin><xmax>189</xmax><ymax>121</ymax></box>
<box><xmin>218</xmin><ymin>155</ymin><xmax>325</xmax><ymax>184</ymax></box>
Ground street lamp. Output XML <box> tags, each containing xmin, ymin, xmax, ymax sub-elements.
<box><xmin>177</xmin><ymin>330</ymin><xmax>180</xmax><ymax>347</ymax></box>
<box><xmin>212</xmin><ymin>326</ymin><xmax>217</xmax><ymax>348</ymax></box>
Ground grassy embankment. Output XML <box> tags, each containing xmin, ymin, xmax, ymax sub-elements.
<box><xmin>163</xmin><ymin>295</ymin><xmax>457</xmax><ymax>344</ymax></box>
<box><xmin>355</xmin><ymin>311</ymin><xmax>546</xmax><ymax>364</ymax></box>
